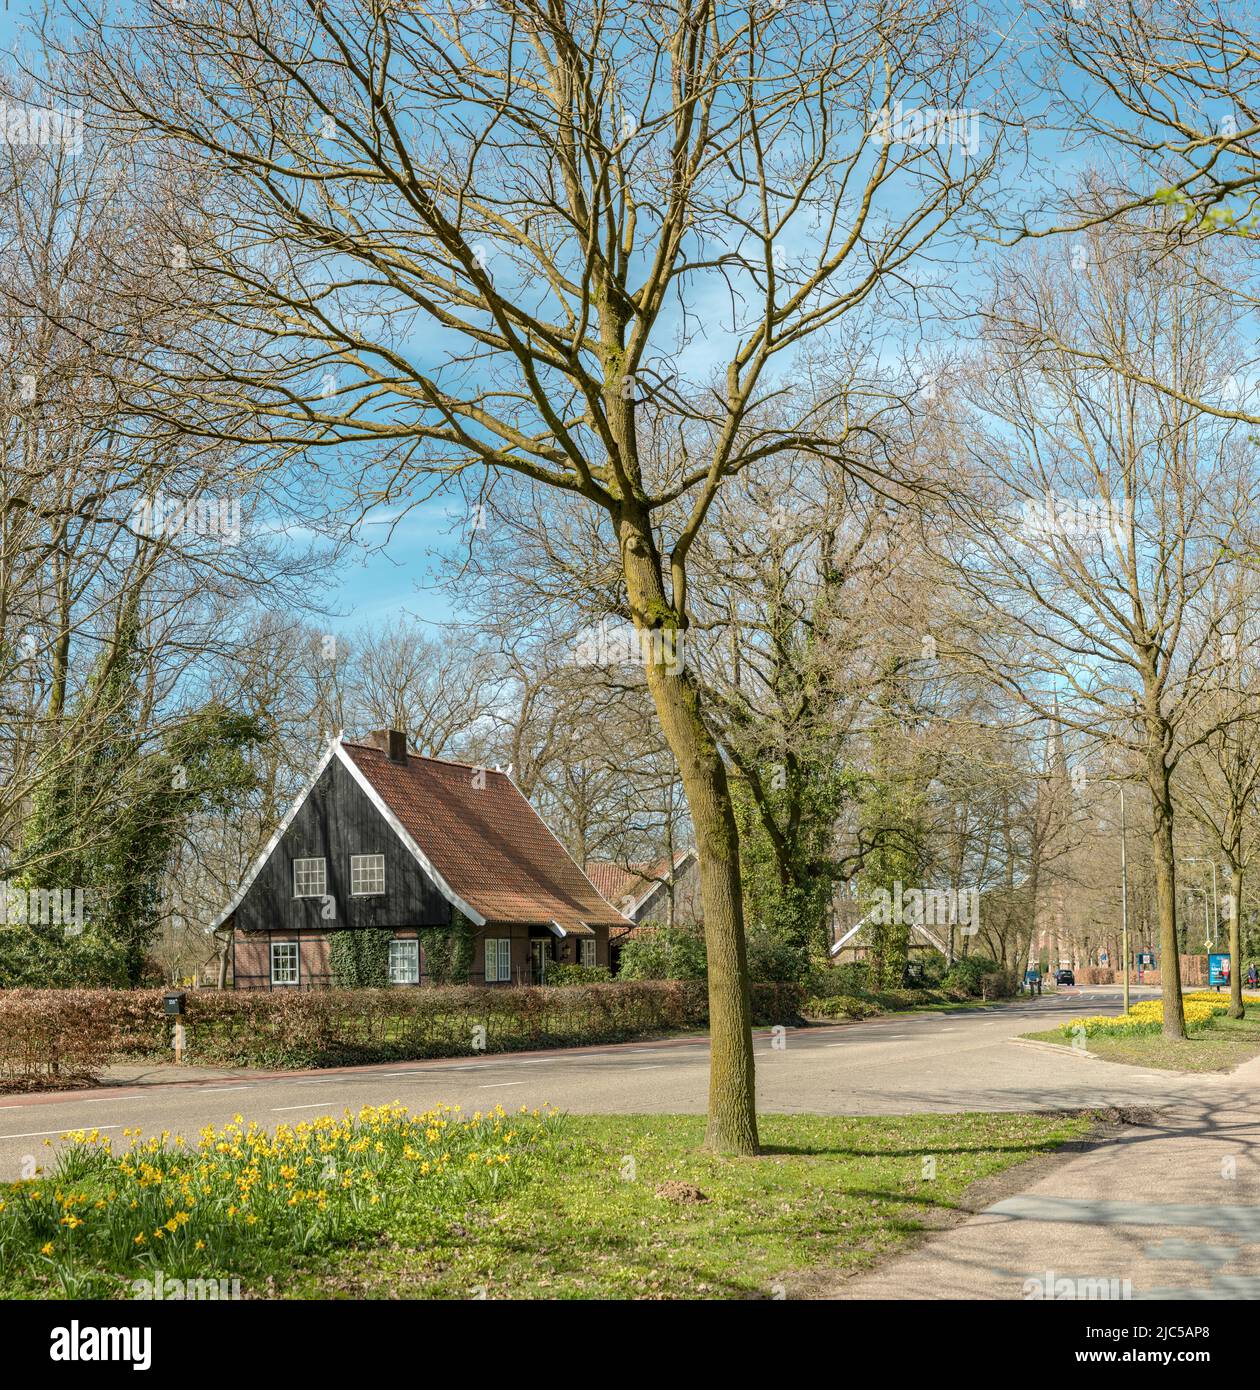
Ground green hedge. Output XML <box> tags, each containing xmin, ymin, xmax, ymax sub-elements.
<box><xmin>0</xmin><ymin>981</ymin><xmax>805</xmax><ymax>1087</ymax></box>
<box><xmin>543</xmin><ymin>963</ymin><xmax>613</xmax><ymax>986</ymax></box>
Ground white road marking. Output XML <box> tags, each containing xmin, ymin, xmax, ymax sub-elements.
<box><xmin>272</xmin><ymin>1103</ymin><xmax>342</xmax><ymax>1112</ymax></box>
<box><xmin>477</xmin><ymin>1082</ymin><xmax>525</xmax><ymax>1089</ymax></box>
<box><xmin>0</xmin><ymin>1124</ymin><xmax>125</xmax><ymax>1140</ymax></box>
<box><xmin>198</xmin><ymin>1086</ymin><xmax>253</xmax><ymax>1093</ymax></box>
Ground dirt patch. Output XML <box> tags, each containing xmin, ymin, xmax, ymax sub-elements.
<box><xmin>655</xmin><ymin>1181</ymin><xmax>709</xmax><ymax>1205</ymax></box>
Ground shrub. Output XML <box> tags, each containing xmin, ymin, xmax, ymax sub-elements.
<box><xmin>745</xmin><ymin>926</ymin><xmax>809</xmax><ymax>984</ymax></box>
<box><xmin>0</xmin><ymin>989</ymin><xmax>167</xmax><ymax>1091</ymax></box>
<box><xmin>616</xmin><ymin>922</ymin><xmax>707</xmax><ymax>981</ymax></box>
<box><xmin>803</xmin><ymin>995</ymin><xmax>882</xmax><ymax>1020</ymax></box>
<box><xmin>941</xmin><ymin>954</ymin><xmax>1002</xmax><ymax>997</ymax></box>
<box><xmin>543</xmin><ymin>963</ymin><xmax>613</xmax><ymax>986</ymax></box>
<box><xmin>820</xmin><ymin>962</ymin><xmax>872</xmax><ymax>995</ymax></box>
<box><xmin>979</xmin><ymin>969</ymin><xmax>1018</xmax><ymax>1000</ymax></box>
<box><xmin>0</xmin><ymin>980</ymin><xmax>804</xmax><ymax>1087</ymax></box>
<box><xmin>919</xmin><ymin>950</ymin><xmax>950</xmax><ymax>985</ymax></box>
<box><xmin>0</xmin><ymin>927</ymin><xmax>131</xmax><ymax>990</ymax></box>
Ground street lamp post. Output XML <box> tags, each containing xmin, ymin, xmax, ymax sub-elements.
<box><xmin>1185</xmin><ymin>857</ymin><xmax>1221</xmax><ymax>949</ymax></box>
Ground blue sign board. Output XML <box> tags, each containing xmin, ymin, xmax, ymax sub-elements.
<box><xmin>1209</xmin><ymin>953</ymin><xmax>1231</xmax><ymax>987</ymax></box>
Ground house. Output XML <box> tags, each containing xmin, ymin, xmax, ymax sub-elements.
<box><xmin>584</xmin><ymin>849</ymin><xmax>701</xmax><ymax>973</ymax></box>
<box><xmin>212</xmin><ymin>730</ymin><xmax>630</xmax><ymax>989</ymax></box>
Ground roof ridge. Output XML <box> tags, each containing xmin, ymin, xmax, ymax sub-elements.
<box><xmin>342</xmin><ymin>738</ymin><xmax>511</xmax><ymax>777</ymax></box>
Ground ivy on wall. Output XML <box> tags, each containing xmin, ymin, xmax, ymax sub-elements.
<box><xmin>418</xmin><ymin>911</ymin><xmax>475</xmax><ymax>985</ymax></box>
<box><xmin>328</xmin><ymin>928</ymin><xmax>393</xmax><ymax>988</ymax></box>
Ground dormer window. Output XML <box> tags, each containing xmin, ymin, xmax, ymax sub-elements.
<box><xmin>351</xmin><ymin>854</ymin><xmax>386</xmax><ymax>896</ymax></box>
<box><xmin>293</xmin><ymin>858</ymin><xmax>326</xmax><ymax>898</ymax></box>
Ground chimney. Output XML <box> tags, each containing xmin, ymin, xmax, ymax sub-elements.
<box><xmin>368</xmin><ymin>728</ymin><xmax>408</xmax><ymax>763</ymax></box>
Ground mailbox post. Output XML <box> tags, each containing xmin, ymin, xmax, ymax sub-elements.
<box><xmin>164</xmin><ymin>991</ymin><xmax>187</xmax><ymax>1064</ymax></box>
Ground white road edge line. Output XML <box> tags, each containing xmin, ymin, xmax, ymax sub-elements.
<box><xmin>1</xmin><ymin>1125</ymin><xmax>125</xmax><ymax>1140</ymax></box>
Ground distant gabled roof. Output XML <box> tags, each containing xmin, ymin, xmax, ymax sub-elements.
<box><xmin>341</xmin><ymin>740</ymin><xmax>628</xmax><ymax>935</ymax></box>
<box><xmin>584</xmin><ymin>849</ymin><xmax>696</xmax><ymax>931</ymax></box>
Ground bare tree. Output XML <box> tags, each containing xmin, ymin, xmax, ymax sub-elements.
<box><xmin>940</xmin><ymin>221</ymin><xmax>1257</xmax><ymax>1036</ymax></box>
<box><xmin>66</xmin><ymin>0</ymin><xmax>1005</xmax><ymax>1150</ymax></box>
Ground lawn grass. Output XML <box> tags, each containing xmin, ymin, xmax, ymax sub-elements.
<box><xmin>1023</xmin><ymin>1003</ymin><xmax>1260</xmax><ymax>1073</ymax></box>
<box><xmin>290</xmin><ymin>1110</ymin><xmax>1090</xmax><ymax>1300</ymax></box>
<box><xmin>0</xmin><ymin>1107</ymin><xmax>1090</xmax><ymax>1300</ymax></box>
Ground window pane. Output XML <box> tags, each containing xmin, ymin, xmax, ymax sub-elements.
<box><xmin>389</xmin><ymin>939</ymin><xmax>418</xmax><ymax>984</ymax></box>
<box><xmin>351</xmin><ymin>854</ymin><xmax>385</xmax><ymax>896</ymax></box>
<box><xmin>486</xmin><ymin>937</ymin><xmax>510</xmax><ymax>983</ymax></box>
<box><xmin>293</xmin><ymin>858</ymin><xmax>326</xmax><ymax>898</ymax></box>
<box><xmin>271</xmin><ymin>941</ymin><xmax>299</xmax><ymax>985</ymax></box>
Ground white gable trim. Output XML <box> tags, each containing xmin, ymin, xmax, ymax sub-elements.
<box><xmin>827</xmin><ymin>912</ymin><xmax>949</xmax><ymax>957</ymax></box>
<box><xmin>212</xmin><ymin>736</ymin><xmax>488</xmax><ymax>932</ymax></box>
<box><xmin>624</xmin><ymin>847</ymin><xmax>697</xmax><ymax>920</ymax></box>
<box><xmin>210</xmin><ymin>738</ymin><xmax>342</xmax><ymax>931</ymax></box>
<box><xmin>333</xmin><ymin>742</ymin><xmax>487</xmax><ymax>927</ymax></box>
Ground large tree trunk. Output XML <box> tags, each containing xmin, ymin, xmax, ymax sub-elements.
<box><xmin>1147</xmin><ymin>752</ymin><xmax>1186</xmax><ymax>1039</ymax></box>
<box><xmin>618</xmin><ymin>515</ymin><xmax>759</xmax><ymax>1155</ymax></box>
<box><xmin>1228</xmin><ymin>858</ymin><xmax>1244</xmax><ymax>1021</ymax></box>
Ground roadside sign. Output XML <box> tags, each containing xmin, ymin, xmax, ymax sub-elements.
<box><xmin>1209</xmin><ymin>953</ymin><xmax>1231</xmax><ymax>988</ymax></box>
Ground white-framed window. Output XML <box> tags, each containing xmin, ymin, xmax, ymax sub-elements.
<box><xmin>485</xmin><ymin>937</ymin><xmax>512</xmax><ymax>983</ymax></box>
<box><xmin>350</xmin><ymin>853</ymin><xmax>385</xmax><ymax>896</ymax></box>
<box><xmin>580</xmin><ymin>938</ymin><xmax>597</xmax><ymax>967</ymax></box>
<box><xmin>271</xmin><ymin>940</ymin><xmax>299</xmax><ymax>986</ymax></box>
<box><xmin>293</xmin><ymin>857</ymin><xmax>326</xmax><ymax>898</ymax></box>
<box><xmin>389</xmin><ymin>938</ymin><xmax>419</xmax><ymax>985</ymax></box>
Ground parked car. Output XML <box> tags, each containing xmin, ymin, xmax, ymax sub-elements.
<box><xmin>1054</xmin><ymin>968</ymin><xmax>1076</xmax><ymax>986</ymax></box>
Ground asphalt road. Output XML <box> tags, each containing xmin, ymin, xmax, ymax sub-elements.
<box><xmin>0</xmin><ymin>988</ymin><xmax>1200</xmax><ymax>1182</ymax></box>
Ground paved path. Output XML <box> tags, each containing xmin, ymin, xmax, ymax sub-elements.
<box><xmin>0</xmin><ymin>989</ymin><xmax>1184</xmax><ymax>1182</ymax></box>
<box><xmin>837</xmin><ymin>1051</ymin><xmax>1260</xmax><ymax>1301</ymax></box>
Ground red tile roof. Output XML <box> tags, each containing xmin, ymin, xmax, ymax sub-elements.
<box><xmin>343</xmin><ymin>741</ymin><xmax>628</xmax><ymax>935</ymax></box>
<box><xmin>584</xmin><ymin>851</ymin><xmax>693</xmax><ymax>930</ymax></box>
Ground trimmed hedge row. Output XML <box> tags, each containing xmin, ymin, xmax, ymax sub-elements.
<box><xmin>0</xmin><ymin>981</ymin><xmax>805</xmax><ymax>1090</ymax></box>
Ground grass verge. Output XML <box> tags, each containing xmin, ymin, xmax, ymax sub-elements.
<box><xmin>0</xmin><ymin>1108</ymin><xmax>1090</xmax><ymax>1300</ymax></box>
<box><xmin>293</xmin><ymin>1111</ymin><xmax>1093</xmax><ymax>1300</ymax></box>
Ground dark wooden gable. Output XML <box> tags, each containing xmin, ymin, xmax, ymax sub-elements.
<box><xmin>232</xmin><ymin>753</ymin><xmax>454</xmax><ymax>933</ymax></box>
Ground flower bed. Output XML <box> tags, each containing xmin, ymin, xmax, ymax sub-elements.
<box><xmin>1059</xmin><ymin>992</ymin><xmax>1260</xmax><ymax>1040</ymax></box>
<box><xmin>0</xmin><ymin>1103</ymin><xmax>555</xmax><ymax>1297</ymax></box>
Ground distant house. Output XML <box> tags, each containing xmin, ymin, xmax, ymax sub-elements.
<box><xmin>212</xmin><ymin>731</ymin><xmax>629</xmax><ymax>989</ymax></box>
<box><xmin>584</xmin><ymin>849</ymin><xmax>701</xmax><ymax>972</ymax></box>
